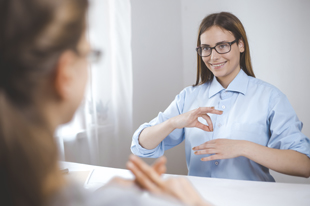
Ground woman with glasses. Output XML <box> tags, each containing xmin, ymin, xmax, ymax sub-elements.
<box><xmin>0</xmin><ymin>0</ymin><xmax>212</xmax><ymax>206</ymax></box>
<box><xmin>131</xmin><ymin>12</ymin><xmax>310</xmax><ymax>181</ymax></box>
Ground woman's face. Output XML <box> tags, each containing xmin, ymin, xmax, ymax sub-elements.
<box><xmin>200</xmin><ymin>26</ymin><xmax>244</xmax><ymax>86</ymax></box>
<box><xmin>69</xmin><ymin>32</ymin><xmax>90</xmax><ymax>113</ymax></box>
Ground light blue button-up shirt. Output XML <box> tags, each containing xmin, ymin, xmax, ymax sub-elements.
<box><xmin>131</xmin><ymin>69</ymin><xmax>310</xmax><ymax>181</ymax></box>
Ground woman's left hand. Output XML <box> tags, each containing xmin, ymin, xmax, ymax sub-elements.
<box><xmin>192</xmin><ymin>139</ymin><xmax>246</xmax><ymax>161</ymax></box>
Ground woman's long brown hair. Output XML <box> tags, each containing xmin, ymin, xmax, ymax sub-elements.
<box><xmin>194</xmin><ymin>12</ymin><xmax>255</xmax><ymax>86</ymax></box>
<box><xmin>0</xmin><ymin>0</ymin><xmax>88</xmax><ymax>205</ymax></box>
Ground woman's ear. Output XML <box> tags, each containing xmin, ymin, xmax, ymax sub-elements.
<box><xmin>54</xmin><ymin>51</ymin><xmax>75</xmax><ymax>100</ymax></box>
<box><xmin>238</xmin><ymin>39</ymin><xmax>245</xmax><ymax>53</ymax></box>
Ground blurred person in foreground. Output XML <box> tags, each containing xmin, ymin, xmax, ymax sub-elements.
<box><xmin>0</xmin><ymin>0</ymin><xmax>211</xmax><ymax>206</ymax></box>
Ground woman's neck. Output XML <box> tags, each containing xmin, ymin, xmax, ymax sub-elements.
<box><xmin>216</xmin><ymin>67</ymin><xmax>241</xmax><ymax>89</ymax></box>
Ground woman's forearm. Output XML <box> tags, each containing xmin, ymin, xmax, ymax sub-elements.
<box><xmin>138</xmin><ymin>107</ymin><xmax>222</xmax><ymax>150</ymax></box>
<box><xmin>242</xmin><ymin>141</ymin><xmax>310</xmax><ymax>178</ymax></box>
<box><xmin>138</xmin><ymin>119</ymin><xmax>176</xmax><ymax>150</ymax></box>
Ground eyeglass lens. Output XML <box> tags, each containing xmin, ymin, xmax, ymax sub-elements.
<box><xmin>198</xmin><ymin>42</ymin><xmax>231</xmax><ymax>57</ymax></box>
<box><xmin>88</xmin><ymin>50</ymin><xmax>102</xmax><ymax>63</ymax></box>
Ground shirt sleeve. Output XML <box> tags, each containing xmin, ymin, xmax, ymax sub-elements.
<box><xmin>130</xmin><ymin>89</ymin><xmax>187</xmax><ymax>158</ymax></box>
<box><xmin>267</xmin><ymin>90</ymin><xmax>310</xmax><ymax>158</ymax></box>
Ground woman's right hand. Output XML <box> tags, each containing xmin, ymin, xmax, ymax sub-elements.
<box><xmin>170</xmin><ymin>107</ymin><xmax>223</xmax><ymax>132</ymax></box>
<box><xmin>138</xmin><ymin>107</ymin><xmax>222</xmax><ymax>150</ymax></box>
<box><xmin>127</xmin><ymin>155</ymin><xmax>212</xmax><ymax>206</ymax></box>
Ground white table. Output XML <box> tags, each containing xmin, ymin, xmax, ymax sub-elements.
<box><xmin>61</xmin><ymin>161</ymin><xmax>310</xmax><ymax>206</ymax></box>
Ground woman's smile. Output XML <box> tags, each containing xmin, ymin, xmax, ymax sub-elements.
<box><xmin>209</xmin><ymin>61</ymin><xmax>227</xmax><ymax>70</ymax></box>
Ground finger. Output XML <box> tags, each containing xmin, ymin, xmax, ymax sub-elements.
<box><xmin>126</xmin><ymin>160</ymin><xmax>161</xmax><ymax>193</ymax></box>
<box><xmin>165</xmin><ymin>177</ymin><xmax>206</xmax><ymax>206</ymax></box>
<box><xmin>201</xmin><ymin>114</ymin><xmax>213</xmax><ymax>131</ymax></box>
<box><xmin>127</xmin><ymin>161</ymin><xmax>161</xmax><ymax>193</ymax></box>
<box><xmin>192</xmin><ymin>141</ymin><xmax>216</xmax><ymax>150</ymax></box>
<box><xmin>157</xmin><ymin>164</ymin><xmax>167</xmax><ymax>175</ymax></box>
<box><xmin>107</xmin><ymin>177</ymin><xmax>134</xmax><ymax>187</ymax></box>
<box><xmin>200</xmin><ymin>154</ymin><xmax>221</xmax><ymax>161</ymax></box>
<box><xmin>152</xmin><ymin>156</ymin><xmax>167</xmax><ymax>175</ymax></box>
<box><xmin>196</xmin><ymin>107</ymin><xmax>223</xmax><ymax>115</ymax></box>
<box><xmin>195</xmin><ymin>121</ymin><xmax>211</xmax><ymax>132</ymax></box>
<box><xmin>129</xmin><ymin>155</ymin><xmax>165</xmax><ymax>188</ymax></box>
<box><xmin>194</xmin><ymin>149</ymin><xmax>217</xmax><ymax>155</ymax></box>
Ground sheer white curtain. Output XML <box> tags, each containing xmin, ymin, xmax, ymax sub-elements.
<box><xmin>56</xmin><ymin>0</ymin><xmax>132</xmax><ymax>167</ymax></box>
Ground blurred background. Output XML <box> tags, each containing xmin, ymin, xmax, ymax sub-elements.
<box><xmin>55</xmin><ymin>0</ymin><xmax>310</xmax><ymax>184</ymax></box>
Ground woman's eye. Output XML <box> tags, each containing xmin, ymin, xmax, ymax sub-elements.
<box><xmin>202</xmin><ymin>47</ymin><xmax>210</xmax><ymax>51</ymax></box>
<box><xmin>218</xmin><ymin>44</ymin><xmax>227</xmax><ymax>49</ymax></box>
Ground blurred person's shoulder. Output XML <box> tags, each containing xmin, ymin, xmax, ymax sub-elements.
<box><xmin>46</xmin><ymin>180</ymin><xmax>88</xmax><ymax>206</ymax></box>
<box><xmin>47</xmin><ymin>180</ymin><xmax>184</xmax><ymax>206</ymax></box>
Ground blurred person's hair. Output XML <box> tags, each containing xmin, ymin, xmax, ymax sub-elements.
<box><xmin>0</xmin><ymin>0</ymin><xmax>88</xmax><ymax>205</ymax></box>
<box><xmin>194</xmin><ymin>12</ymin><xmax>255</xmax><ymax>86</ymax></box>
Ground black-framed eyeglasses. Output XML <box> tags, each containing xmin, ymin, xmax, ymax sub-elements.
<box><xmin>196</xmin><ymin>39</ymin><xmax>237</xmax><ymax>57</ymax></box>
<box><xmin>87</xmin><ymin>49</ymin><xmax>102</xmax><ymax>63</ymax></box>
<box><xmin>74</xmin><ymin>49</ymin><xmax>102</xmax><ymax>63</ymax></box>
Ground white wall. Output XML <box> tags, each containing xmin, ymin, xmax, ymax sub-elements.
<box><xmin>131</xmin><ymin>0</ymin><xmax>187</xmax><ymax>174</ymax></box>
<box><xmin>131</xmin><ymin>0</ymin><xmax>310</xmax><ymax>183</ymax></box>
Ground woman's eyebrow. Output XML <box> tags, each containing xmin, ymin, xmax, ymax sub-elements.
<box><xmin>200</xmin><ymin>41</ymin><xmax>229</xmax><ymax>46</ymax></box>
<box><xmin>215</xmin><ymin>41</ymin><xmax>229</xmax><ymax>45</ymax></box>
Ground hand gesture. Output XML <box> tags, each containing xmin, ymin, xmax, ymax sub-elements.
<box><xmin>193</xmin><ymin>139</ymin><xmax>245</xmax><ymax>161</ymax></box>
<box><xmin>127</xmin><ymin>155</ymin><xmax>211</xmax><ymax>206</ymax></box>
<box><xmin>170</xmin><ymin>107</ymin><xmax>222</xmax><ymax>132</ymax></box>
<box><xmin>106</xmin><ymin>156</ymin><xmax>167</xmax><ymax>188</ymax></box>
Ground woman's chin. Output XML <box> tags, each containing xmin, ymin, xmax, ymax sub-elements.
<box><xmin>212</xmin><ymin>70</ymin><xmax>226</xmax><ymax>78</ymax></box>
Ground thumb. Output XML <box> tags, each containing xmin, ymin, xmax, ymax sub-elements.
<box><xmin>152</xmin><ymin>156</ymin><xmax>167</xmax><ymax>175</ymax></box>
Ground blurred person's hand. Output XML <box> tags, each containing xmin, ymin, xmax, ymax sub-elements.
<box><xmin>106</xmin><ymin>156</ymin><xmax>167</xmax><ymax>188</ymax></box>
<box><xmin>127</xmin><ymin>155</ymin><xmax>212</xmax><ymax>206</ymax></box>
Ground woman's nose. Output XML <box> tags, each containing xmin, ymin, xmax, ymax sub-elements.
<box><xmin>210</xmin><ymin>48</ymin><xmax>220</xmax><ymax>61</ymax></box>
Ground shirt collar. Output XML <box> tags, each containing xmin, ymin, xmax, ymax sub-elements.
<box><xmin>209</xmin><ymin>76</ymin><xmax>225</xmax><ymax>98</ymax></box>
<box><xmin>208</xmin><ymin>69</ymin><xmax>249</xmax><ymax>98</ymax></box>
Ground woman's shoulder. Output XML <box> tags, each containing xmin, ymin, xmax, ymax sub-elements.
<box><xmin>173</xmin><ymin>83</ymin><xmax>210</xmax><ymax>104</ymax></box>
<box><xmin>179</xmin><ymin>82</ymin><xmax>211</xmax><ymax>95</ymax></box>
<box><xmin>247</xmin><ymin>76</ymin><xmax>284</xmax><ymax>97</ymax></box>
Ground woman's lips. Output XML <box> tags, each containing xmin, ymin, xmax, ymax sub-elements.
<box><xmin>210</xmin><ymin>61</ymin><xmax>227</xmax><ymax>69</ymax></box>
